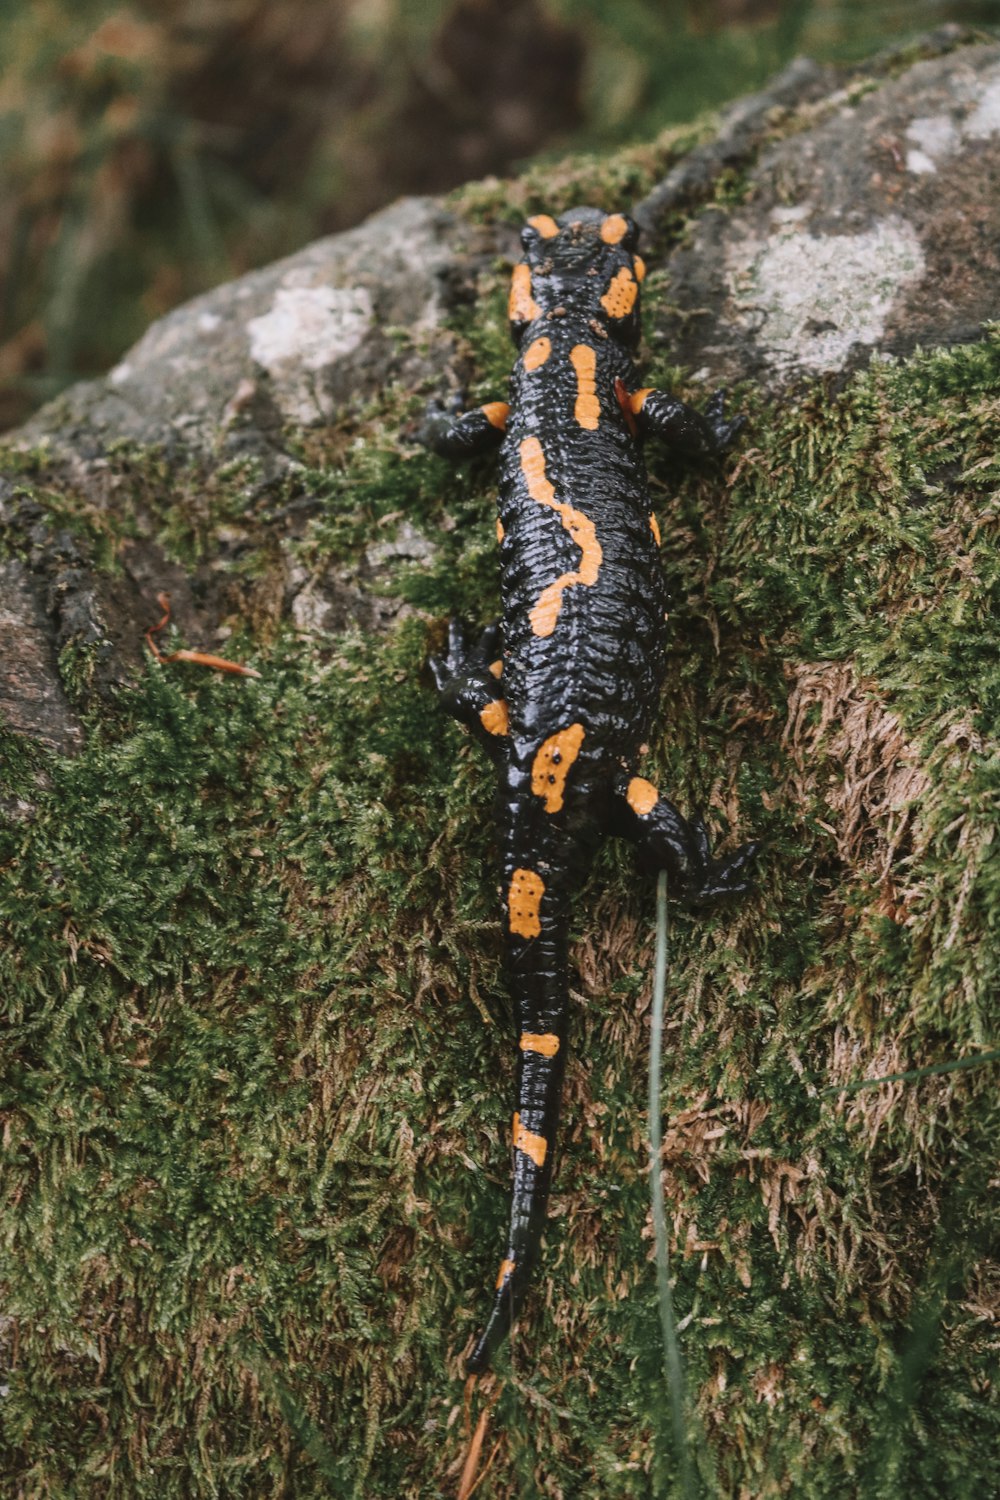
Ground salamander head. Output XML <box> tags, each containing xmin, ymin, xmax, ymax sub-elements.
<box><xmin>508</xmin><ymin>206</ymin><xmax>645</xmax><ymax>349</ymax></box>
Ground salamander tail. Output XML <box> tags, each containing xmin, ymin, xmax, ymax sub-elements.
<box><xmin>465</xmin><ymin>919</ymin><xmax>569</xmax><ymax>1374</ymax></box>
<box><xmin>464</xmin><ymin>1068</ymin><xmax>563</xmax><ymax>1375</ymax></box>
<box><xmin>465</xmin><ymin>1260</ymin><xmax>532</xmax><ymax>1375</ymax></box>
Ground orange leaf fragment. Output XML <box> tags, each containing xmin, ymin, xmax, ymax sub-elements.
<box><xmin>145</xmin><ymin>592</ymin><xmax>261</xmax><ymax>678</ymax></box>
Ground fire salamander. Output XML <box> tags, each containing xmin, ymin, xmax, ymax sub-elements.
<box><xmin>422</xmin><ymin>207</ymin><xmax>758</xmax><ymax>1375</ymax></box>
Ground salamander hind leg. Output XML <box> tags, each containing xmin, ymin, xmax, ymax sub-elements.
<box><xmin>430</xmin><ymin>620</ymin><xmax>508</xmax><ymax>755</ymax></box>
<box><xmin>611</xmin><ymin>771</ymin><xmax>759</xmax><ymax>907</ymax></box>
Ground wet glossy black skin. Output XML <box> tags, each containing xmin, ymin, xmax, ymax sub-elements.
<box><xmin>423</xmin><ymin>206</ymin><xmax>756</xmax><ymax>1375</ymax></box>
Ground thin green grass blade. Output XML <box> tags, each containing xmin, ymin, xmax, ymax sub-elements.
<box><xmin>240</xmin><ymin>1330</ymin><xmax>345</xmax><ymax>1492</ymax></box>
<box><xmin>649</xmin><ymin>870</ymin><xmax>697</xmax><ymax>1500</ymax></box>
<box><xmin>826</xmin><ymin>1047</ymin><xmax>1000</xmax><ymax>1096</ymax></box>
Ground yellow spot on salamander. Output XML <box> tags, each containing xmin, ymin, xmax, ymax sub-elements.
<box><xmin>530</xmin><ymin>590</ymin><xmax>563</xmax><ymax>637</ymax></box>
<box><xmin>523</xmin><ymin>336</ymin><xmax>551</xmax><ymax>371</ymax></box>
<box><xmin>528</xmin><ymin>214</ymin><xmax>559</xmax><ymax>238</ymax></box>
<box><xmin>518</xmin><ymin>438</ymin><xmax>603</xmax><ymax>637</ymax></box>
<box><xmin>520</xmin><ymin>436</ymin><xmax>556</xmax><ymax>505</ymax></box>
<box><xmin>530</xmin><ymin>723</ymin><xmax>585</xmax><ymax>813</ymax></box>
<box><xmin>508</xmin><ymin>867</ymin><xmax>544</xmax><ymax>939</ymax></box>
<box><xmin>600</xmin><ymin>213</ymin><xmax>629</xmax><ymax>244</ymax></box>
<box><xmin>479</xmin><ymin>700</ymin><xmax>509</xmax><ymax>737</ymax></box>
<box><xmin>600</xmin><ymin>267</ymin><xmax>638</xmax><ymax>320</ymax></box>
<box><xmin>519</xmin><ymin>1032</ymin><xmax>560</xmax><ymax>1057</ymax></box>
<box><xmin>495</xmin><ymin>1258</ymin><xmax>516</xmax><ymax>1289</ymax></box>
<box><xmin>633</xmin><ymin>254</ymin><xmax>647</xmax><ymax>282</ymax></box>
<box><xmin>489</xmin><ymin>658</ymin><xmax>503</xmax><ymax>679</ymax></box>
<box><xmin>630</xmin><ymin>388</ymin><xmax>653</xmax><ymax>413</ymax></box>
<box><xmin>531</xmin><ymin>550</ymin><xmax>603</xmax><ymax>637</ymax></box>
<box><xmin>569</xmin><ymin>344</ymin><xmax>600</xmax><ymax>430</ymax></box>
<box><xmin>482</xmin><ymin>401</ymin><xmax>509</xmax><ymax>430</ymax></box>
<box><xmin>509</xmin><ymin>263</ymin><xmax>541</xmax><ymax>324</ymax></box>
<box><xmin>496</xmin><ymin>517</ymin><xmax>504</xmax><ymax>544</ymax></box>
<box><xmin>649</xmin><ymin>513</ymin><xmax>661</xmax><ymax>546</ymax></box>
<box><xmin>513</xmin><ymin>1112</ymin><xmax>547</xmax><ymax>1167</ymax></box>
<box><xmin>627</xmin><ymin>776</ymin><xmax>659</xmax><ymax>817</ymax></box>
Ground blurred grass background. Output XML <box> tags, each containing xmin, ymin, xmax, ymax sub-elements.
<box><xmin>1</xmin><ymin>0</ymin><xmax>998</xmax><ymax>433</ymax></box>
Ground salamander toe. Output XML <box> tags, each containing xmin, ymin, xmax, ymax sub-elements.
<box><xmin>685</xmin><ymin>837</ymin><xmax>761</xmax><ymax>908</ymax></box>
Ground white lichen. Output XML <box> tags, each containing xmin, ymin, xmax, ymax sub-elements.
<box><xmin>728</xmin><ymin>218</ymin><xmax>925</xmax><ymax>374</ymax></box>
<box><xmin>247</xmin><ymin>283</ymin><xmax>374</xmax><ymax>423</ymax></box>
<box><xmin>904</xmin><ymin>115</ymin><xmax>960</xmax><ymax>174</ymax></box>
<box><xmin>902</xmin><ymin>64</ymin><xmax>1000</xmax><ymax>174</ymax></box>
<box><xmin>964</xmin><ymin>68</ymin><xmax>1000</xmax><ymax>138</ymax></box>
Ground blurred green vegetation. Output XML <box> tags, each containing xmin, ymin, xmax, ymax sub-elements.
<box><xmin>1</xmin><ymin>0</ymin><xmax>1000</xmax><ymax>429</ymax></box>
<box><xmin>0</xmin><ymin>0</ymin><xmax>998</xmax><ymax>430</ymax></box>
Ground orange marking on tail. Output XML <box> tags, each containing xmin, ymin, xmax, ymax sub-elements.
<box><xmin>530</xmin><ymin>723</ymin><xmax>585</xmax><ymax>813</ymax></box>
<box><xmin>520</xmin><ymin>435</ymin><xmax>556</xmax><ymax>505</ymax></box>
<box><xmin>519</xmin><ymin>1033</ymin><xmax>560</xmax><ymax>1057</ymax></box>
<box><xmin>523</xmin><ymin>336</ymin><xmax>551</xmax><ymax>371</ymax></box>
<box><xmin>488</xmin><ymin>658</ymin><xmax>503</xmax><ymax>679</ymax></box>
<box><xmin>513</xmin><ymin>1113</ymin><xmax>547</xmax><ymax>1167</ymax></box>
<box><xmin>508</xmin><ymin>868</ymin><xmax>544</xmax><ymax>939</ymax></box>
<box><xmin>495</xmin><ymin>1257</ymin><xmax>516</xmax><ymax>1288</ymax></box>
<box><xmin>496</xmin><ymin>517</ymin><xmax>504</xmax><ymax>544</ymax></box>
<box><xmin>649</xmin><ymin>513</ymin><xmax>661</xmax><ymax>546</ymax></box>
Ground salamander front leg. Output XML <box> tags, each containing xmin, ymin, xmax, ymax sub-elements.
<box><xmin>610</xmin><ymin>771</ymin><xmax>758</xmax><ymax>906</ymax></box>
<box><xmin>418</xmin><ymin>394</ymin><xmax>509</xmax><ymax>458</ymax></box>
<box><xmin>628</xmin><ymin>385</ymin><xmax>744</xmax><ymax>459</ymax></box>
<box><xmin>430</xmin><ymin>620</ymin><xmax>509</xmax><ymax>759</ymax></box>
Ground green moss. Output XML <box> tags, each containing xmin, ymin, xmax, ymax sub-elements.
<box><xmin>710</xmin><ymin>166</ymin><xmax>754</xmax><ymax>208</ymax></box>
<box><xmin>0</xmin><ymin>468</ymin><xmax>129</xmax><ymax>570</ymax></box>
<box><xmin>449</xmin><ymin>120</ymin><xmax>711</xmax><ymax>229</ymax></box>
<box><xmin>3</xmin><ymin>227</ymin><xmax>1000</xmax><ymax>1500</ymax></box>
<box><xmin>56</xmin><ymin>638</ymin><xmax>104</xmax><ymax>710</ymax></box>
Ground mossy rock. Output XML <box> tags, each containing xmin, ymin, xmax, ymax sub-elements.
<box><xmin>1</xmin><ymin>29</ymin><xmax>998</xmax><ymax>1500</ymax></box>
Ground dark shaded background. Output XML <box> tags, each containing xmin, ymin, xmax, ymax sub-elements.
<box><xmin>1</xmin><ymin>0</ymin><xmax>998</xmax><ymax>432</ymax></box>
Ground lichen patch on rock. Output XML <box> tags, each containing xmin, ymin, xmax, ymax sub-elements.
<box><xmin>964</xmin><ymin>61</ymin><xmax>1000</xmax><ymax>136</ymax></box>
<box><xmin>11</xmin><ymin>196</ymin><xmax>461</xmax><ymax>462</ymax></box>
<box><xmin>648</xmin><ymin>40</ymin><xmax>1000</xmax><ymax>384</ymax></box>
<box><xmin>727</xmin><ymin>217</ymin><xmax>925</xmax><ymax>374</ymax></box>
<box><xmin>248</xmin><ymin>285</ymin><xmax>375</xmax><ymax>423</ymax></box>
<box><xmin>248</xmin><ymin>285</ymin><xmax>374</xmax><ymax>373</ymax></box>
<box><xmin>903</xmin><ymin>61</ymin><xmax>1000</xmax><ymax>175</ymax></box>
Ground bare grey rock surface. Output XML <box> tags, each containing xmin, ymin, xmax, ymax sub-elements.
<box><xmin>2</xmin><ymin>28</ymin><xmax>999</xmax><ymax>753</ymax></box>
<box><xmin>647</xmin><ymin>32</ymin><xmax>1000</xmax><ymax>382</ymax></box>
<box><xmin>11</xmin><ymin>196</ymin><xmax>462</xmax><ymax>466</ymax></box>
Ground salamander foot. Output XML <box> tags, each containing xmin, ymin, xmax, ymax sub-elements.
<box><xmin>683</xmin><ymin>815</ymin><xmax>760</xmax><ymax>907</ymax></box>
<box><xmin>430</xmin><ymin>620</ymin><xmax>507</xmax><ymax>754</ymax></box>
